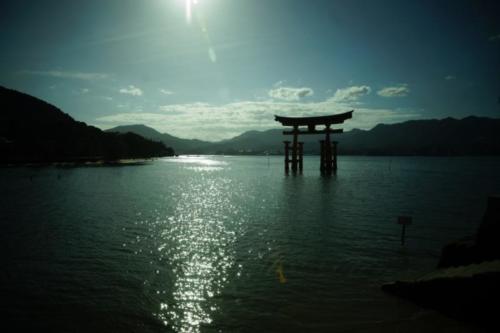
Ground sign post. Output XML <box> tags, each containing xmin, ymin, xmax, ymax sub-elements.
<box><xmin>398</xmin><ymin>216</ymin><xmax>412</xmax><ymax>246</ymax></box>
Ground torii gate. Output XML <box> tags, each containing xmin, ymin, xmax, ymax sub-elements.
<box><xmin>274</xmin><ymin>110</ymin><xmax>353</xmax><ymax>174</ymax></box>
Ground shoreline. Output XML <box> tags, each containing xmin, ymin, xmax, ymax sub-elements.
<box><xmin>0</xmin><ymin>158</ymin><xmax>158</xmax><ymax>168</ymax></box>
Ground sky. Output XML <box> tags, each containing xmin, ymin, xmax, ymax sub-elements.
<box><xmin>1</xmin><ymin>0</ymin><xmax>499</xmax><ymax>141</ymax></box>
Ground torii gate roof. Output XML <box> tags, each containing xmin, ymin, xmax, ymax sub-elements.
<box><xmin>274</xmin><ymin>110</ymin><xmax>353</xmax><ymax>127</ymax></box>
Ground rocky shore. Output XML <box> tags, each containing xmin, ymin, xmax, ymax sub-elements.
<box><xmin>382</xmin><ymin>196</ymin><xmax>500</xmax><ymax>325</ymax></box>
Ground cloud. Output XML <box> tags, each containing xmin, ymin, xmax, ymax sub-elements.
<box><xmin>160</xmin><ymin>89</ymin><xmax>174</xmax><ymax>95</ymax></box>
<box><xmin>96</xmin><ymin>94</ymin><xmax>419</xmax><ymax>141</ymax></box>
<box><xmin>377</xmin><ymin>84</ymin><xmax>409</xmax><ymax>97</ymax></box>
<box><xmin>489</xmin><ymin>34</ymin><xmax>500</xmax><ymax>42</ymax></box>
<box><xmin>21</xmin><ymin>70</ymin><xmax>109</xmax><ymax>80</ymax></box>
<box><xmin>72</xmin><ymin>88</ymin><xmax>90</xmax><ymax>95</ymax></box>
<box><xmin>445</xmin><ymin>75</ymin><xmax>456</xmax><ymax>80</ymax></box>
<box><xmin>331</xmin><ymin>85</ymin><xmax>371</xmax><ymax>102</ymax></box>
<box><xmin>268</xmin><ymin>86</ymin><xmax>314</xmax><ymax>101</ymax></box>
<box><xmin>119</xmin><ymin>85</ymin><xmax>143</xmax><ymax>96</ymax></box>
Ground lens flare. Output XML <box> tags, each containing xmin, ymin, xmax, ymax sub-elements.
<box><xmin>179</xmin><ymin>0</ymin><xmax>217</xmax><ymax>63</ymax></box>
<box><xmin>184</xmin><ymin>0</ymin><xmax>198</xmax><ymax>24</ymax></box>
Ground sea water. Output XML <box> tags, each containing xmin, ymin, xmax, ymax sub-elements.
<box><xmin>1</xmin><ymin>156</ymin><xmax>499</xmax><ymax>332</ymax></box>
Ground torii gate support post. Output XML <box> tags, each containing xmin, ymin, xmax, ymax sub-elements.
<box><xmin>319</xmin><ymin>140</ymin><xmax>325</xmax><ymax>172</ymax></box>
<box><xmin>291</xmin><ymin>125</ymin><xmax>298</xmax><ymax>172</ymax></box>
<box><xmin>324</xmin><ymin>126</ymin><xmax>333</xmax><ymax>174</ymax></box>
<box><xmin>332</xmin><ymin>141</ymin><xmax>338</xmax><ymax>172</ymax></box>
<box><xmin>283</xmin><ymin>141</ymin><xmax>290</xmax><ymax>173</ymax></box>
<box><xmin>298</xmin><ymin>142</ymin><xmax>304</xmax><ymax>172</ymax></box>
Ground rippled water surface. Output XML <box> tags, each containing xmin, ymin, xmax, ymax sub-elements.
<box><xmin>1</xmin><ymin>156</ymin><xmax>499</xmax><ymax>332</ymax></box>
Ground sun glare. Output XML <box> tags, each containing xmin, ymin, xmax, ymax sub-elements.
<box><xmin>178</xmin><ymin>0</ymin><xmax>217</xmax><ymax>63</ymax></box>
<box><xmin>183</xmin><ymin>0</ymin><xmax>199</xmax><ymax>24</ymax></box>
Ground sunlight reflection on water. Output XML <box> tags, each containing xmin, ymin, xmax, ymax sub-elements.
<box><xmin>150</xmin><ymin>158</ymin><xmax>242</xmax><ymax>332</ymax></box>
<box><xmin>162</xmin><ymin>156</ymin><xmax>229</xmax><ymax>167</ymax></box>
<box><xmin>184</xmin><ymin>166</ymin><xmax>225</xmax><ymax>172</ymax></box>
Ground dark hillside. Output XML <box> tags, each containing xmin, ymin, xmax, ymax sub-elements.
<box><xmin>0</xmin><ymin>86</ymin><xmax>174</xmax><ymax>163</ymax></box>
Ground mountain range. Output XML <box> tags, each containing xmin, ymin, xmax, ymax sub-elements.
<box><xmin>2</xmin><ymin>84</ymin><xmax>498</xmax><ymax>161</ymax></box>
<box><xmin>0</xmin><ymin>86</ymin><xmax>174</xmax><ymax>163</ymax></box>
<box><xmin>107</xmin><ymin>116</ymin><xmax>500</xmax><ymax>156</ymax></box>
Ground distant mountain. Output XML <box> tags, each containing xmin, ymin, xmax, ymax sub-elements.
<box><xmin>106</xmin><ymin>124</ymin><xmax>213</xmax><ymax>154</ymax></box>
<box><xmin>0</xmin><ymin>86</ymin><xmax>174</xmax><ymax>163</ymax></box>
<box><xmin>109</xmin><ymin>116</ymin><xmax>500</xmax><ymax>156</ymax></box>
<box><xmin>337</xmin><ymin>116</ymin><xmax>500</xmax><ymax>155</ymax></box>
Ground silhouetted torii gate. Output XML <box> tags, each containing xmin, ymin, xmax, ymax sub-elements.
<box><xmin>274</xmin><ymin>110</ymin><xmax>353</xmax><ymax>174</ymax></box>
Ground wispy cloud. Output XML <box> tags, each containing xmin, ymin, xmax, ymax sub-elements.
<box><xmin>330</xmin><ymin>85</ymin><xmax>371</xmax><ymax>102</ymax></box>
<box><xmin>377</xmin><ymin>84</ymin><xmax>410</xmax><ymax>97</ymax></box>
<box><xmin>72</xmin><ymin>88</ymin><xmax>90</xmax><ymax>95</ymax></box>
<box><xmin>268</xmin><ymin>86</ymin><xmax>314</xmax><ymax>101</ymax></box>
<box><xmin>119</xmin><ymin>85</ymin><xmax>143</xmax><ymax>96</ymax></box>
<box><xmin>96</xmin><ymin>91</ymin><xmax>419</xmax><ymax>141</ymax></box>
<box><xmin>489</xmin><ymin>34</ymin><xmax>500</xmax><ymax>42</ymax></box>
<box><xmin>160</xmin><ymin>89</ymin><xmax>174</xmax><ymax>95</ymax></box>
<box><xmin>445</xmin><ymin>75</ymin><xmax>456</xmax><ymax>80</ymax></box>
<box><xmin>21</xmin><ymin>70</ymin><xmax>109</xmax><ymax>80</ymax></box>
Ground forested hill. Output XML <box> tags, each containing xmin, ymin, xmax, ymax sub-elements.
<box><xmin>0</xmin><ymin>86</ymin><xmax>174</xmax><ymax>163</ymax></box>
